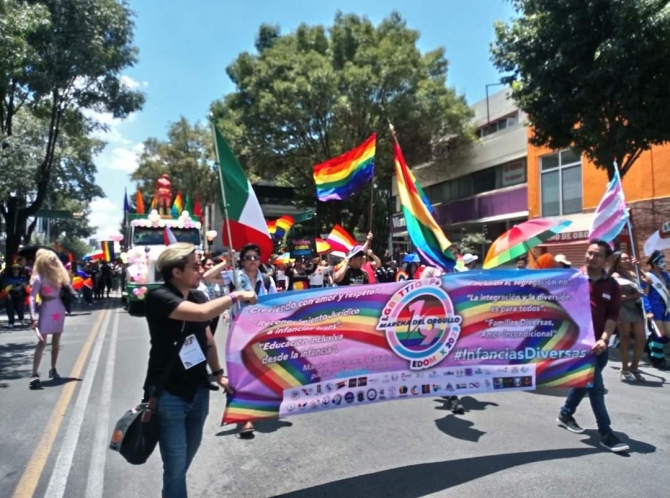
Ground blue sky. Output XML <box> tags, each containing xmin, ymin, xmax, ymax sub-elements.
<box><xmin>89</xmin><ymin>0</ymin><xmax>515</xmax><ymax>238</ymax></box>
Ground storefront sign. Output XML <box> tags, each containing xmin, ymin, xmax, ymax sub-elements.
<box><xmin>391</xmin><ymin>214</ymin><xmax>407</xmax><ymax>234</ymax></box>
<box><xmin>502</xmin><ymin>161</ymin><xmax>526</xmax><ymax>187</ymax></box>
<box><xmin>546</xmin><ymin>230</ymin><xmax>590</xmax><ymax>243</ymax></box>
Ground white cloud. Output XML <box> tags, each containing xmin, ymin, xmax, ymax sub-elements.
<box><xmin>102</xmin><ymin>142</ymin><xmax>145</xmax><ymax>172</ymax></box>
<box><xmin>88</xmin><ymin>198</ymin><xmax>123</xmax><ymax>240</ymax></box>
<box><xmin>120</xmin><ymin>75</ymin><xmax>148</xmax><ymax>89</ymax></box>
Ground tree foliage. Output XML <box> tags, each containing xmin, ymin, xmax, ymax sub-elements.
<box><xmin>491</xmin><ymin>0</ymin><xmax>670</xmax><ymax>179</ymax></box>
<box><xmin>0</xmin><ymin>0</ymin><xmax>145</xmax><ymax>261</ymax></box>
<box><xmin>131</xmin><ymin>117</ymin><xmax>218</xmax><ymax>207</ymax></box>
<box><xmin>212</xmin><ymin>12</ymin><xmax>474</xmax><ymax>245</ymax></box>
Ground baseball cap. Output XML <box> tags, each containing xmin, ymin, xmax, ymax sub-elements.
<box><xmin>462</xmin><ymin>253</ymin><xmax>478</xmax><ymax>265</ymax></box>
<box><xmin>555</xmin><ymin>254</ymin><xmax>572</xmax><ymax>266</ymax></box>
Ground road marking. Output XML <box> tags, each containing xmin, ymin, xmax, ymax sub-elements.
<box><xmin>84</xmin><ymin>308</ymin><xmax>119</xmax><ymax>498</ymax></box>
<box><xmin>44</xmin><ymin>306</ymin><xmax>112</xmax><ymax>498</ymax></box>
<box><xmin>12</xmin><ymin>305</ymin><xmax>109</xmax><ymax>498</ymax></box>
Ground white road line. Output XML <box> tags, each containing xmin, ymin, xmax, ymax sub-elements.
<box><xmin>44</xmin><ymin>306</ymin><xmax>111</xmax><ymax>498</ymax></box>
<box><xmin>84</xmin><ymin>309</ymin><xmax>119</xmax><ymax>498</ymax></box>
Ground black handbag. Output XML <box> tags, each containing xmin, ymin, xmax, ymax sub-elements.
<box><xmin>109</xmin><ymin>322</ymin><xmax>187</xmax><ymax>465</ymax></box>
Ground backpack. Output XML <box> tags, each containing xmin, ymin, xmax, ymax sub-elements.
<box><xmin>229</xmin><ymin>273</ymin><xmax>272</xmax><ymax>294</ymax></box>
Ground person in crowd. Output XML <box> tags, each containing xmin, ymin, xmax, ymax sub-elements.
<box><xmin>275</xmin><ymin>262</ymin><xmax>287</xmax><ymax>291</ymax></box>
<box><xmin>516</xmin><ymin>256</ymin><xmax>528</xmax><ymax>270</ymax></box>
<box><xmin>28</xmin><ymin>250</ymin><xmax>71</xmax><ymax>388</ymax></box>
<box><xmin>334</xmin><ymin>246</ymin><xmax>370</xmax><ymax>286</ymax></box>
<box><xmin>81</xmin><ymin>264</ymin><xmax>94</xmax><ymax>306</ymax></box>
<box><xmin>609</xmin><ymin>252</ymin><xmax>648</xmax><ymax>381</ymax></box>
<box><xmin>144</xmin><ymin>243</ymin><xmax>256</xmax><ymax>498</ymax></box>
<box><xmin>285</xmin><ymin>257</ymin><xmax>316</xmax><ymax>291</ymax></box>
<box><xmin>198</xmin><ymin>257</ymin><xmax>223</xmax><ymax>334</ymax></box>
<box><xmin>308</xmin><ymin>259</ymin><xmax>331</xmax><ymax>288</ymax></box>
<box><xmin>362</xmin><ymin>244</ymin><xmax>382</xmax><ymax>284</ymax></box>
<box><xmin>557</xmin><ymin>239</ymin><xmax>629</xmax><ymax>452</ymax></box>
<box><xmin>2</xmin><ymin>263</ymin><xmax>29</xmax><ymax>328</ymax></box>
<box><xmin>100</xmin><ymin>261</ymin><xmax>113</xmax><ymax>298</ymax></box>
<box><xmin>643</xmin><ymin>250</ymin><xmax>670</xmax><ymax>370</ymax></box>
<box><xmin>224</xmin><ymin>244</ymin><xmax>277</xmax><ymax>437</ymax></box>
<box><xmin>555</xmin><ymin>254</ymin><xmax>572</xmax><ymax>269</ymax></box>
<box><xmin>458</xmin><ymin>253</ymin><xmax>478</xmax><ymax>271</ymax></box>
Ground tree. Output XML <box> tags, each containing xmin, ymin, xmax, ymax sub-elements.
<box><xmin>211</xmin><ymin>12</ymin><xmax>474</xmax><ymax>248</ymax></box>
<box><xmin>131</xmin><ymin>117</ymin><xmax>218</xmax><ymax>207</ymax></box>
<box><xmin>491</xmin><ymin>0</ymin><xmax>670</xmax><ymax>179</ymax></box>
<box><xmin>0</xmin><ymin>0</ymin><xmax>145</xmax><ymax>261</ymax></box>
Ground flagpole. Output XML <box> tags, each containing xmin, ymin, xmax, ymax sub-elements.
<box><xmin>209</xmin><ymin>116</ymin><xmax>239</xmax><ymax>292</ymax></box>
<box><xmin>369</xmin><ymin>173</ymin><xmax>375</xmax><ymax>234</ymax></box>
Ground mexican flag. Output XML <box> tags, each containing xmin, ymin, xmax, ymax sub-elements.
<box><xmin>213</xmin><ymin>124</ymin><xmax>273</xmax><ymax>262</ymax></box>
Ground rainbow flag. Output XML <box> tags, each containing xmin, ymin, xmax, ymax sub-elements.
<box><xmin>267</xmin><ymin>220</ymin><xmax>277</xmax><ymax>237</ymax></box>
<box><xmin>135</xmin><ymin>189</ymin><xmax>145</xmax><ymax>214</ymax></box>
<box><xmin>150</xmin><ymin>193</ymin><xmax>157</xmax><ymax>211</ymax></box>
<box><xmin>394</xmin><ymin>138</ymin><xmax>455</xmax><ymax>271</ymax></box>
<box><xmin>589</xmin><ymin>163</ymin><xmax>629</xmax><ymax>242</ymax></box>
<box><xmin>101</xmin><ymin>241</ymin><xmax>114</xmax><ymax>262</ymax></box>
<box><xmin>313</xmin><ymin>133</ymin><xmax>376</xmax><ymax>202</ymax></box>
<box><xmin>171</xmin><ymin>191</ymin><xmax>184</xmax><ymax>217</ymax></box>
<box><xmin>274</xmin><ymin>216</ymin><xmax>294</xmax><ymax>238</ymax></box>
<box><xmin>326</xmin><ymin>224</ymin><xmax>356</xmax><ymax>254</ymax></box>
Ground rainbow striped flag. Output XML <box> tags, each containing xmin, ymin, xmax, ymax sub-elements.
<box><xmin>267</xmin><ymin>220</ymin><xmax>277</xmax><ymax>237</ymax></box>
<box><xmin>326</xmin><ymin>224</ymin><xmax>356</xmax><ymax>254</ymax></box>
<box><xmin>313</xmin><ymin>133</ymin><xmax>376</xmax><ymax>202</ymax></box>
<box><xmin>589</xmin><ymin>163</ymin><xmax>629</xmax><ymax>242</ymax></box>
<box><xmin>394</xmin><ymin>138</ymin><xmax>455</xmax><ymax>271</ymax></box>
<box><xmin>150</xmin><ymin>193</ymin><xmax>157</xmax><ymax>211</ymax></box>
<box><xmin>171</xmin><ymin>191</ymin><xmax>184</xmax><ymax>217</ymax></box>
<box><xmin>274</xmin><ymin>216</ymin><xmax>294</xmax><ymax>238</ymax></box>
<box><xmin>101</xmin><ymin>241</ymin><xmax>114</xmax><ymax>262</ymax></box>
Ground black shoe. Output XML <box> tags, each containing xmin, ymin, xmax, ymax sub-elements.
<box><xmin>29</xmin><ymin>374</ymin><xmax>41</xmax><ymax>389</ymax></box>
<box><xmin>451</xmin><ymin>396</ymin><xmax>465</xmax><ymax>414</ymax></box>
<box><xmin>556</xmin><ymin>413</ymin><xmax>585</xmax><ymax>434</ymax></box>
<box><xmin>48</xmin><ymin>368</ymin><xmax>60</xmax><ymax>379</ymax></box>
<box><xmin>600</xmin><ymin>433</ymin><xmax>630</xmax><ymax>453</ymax></box>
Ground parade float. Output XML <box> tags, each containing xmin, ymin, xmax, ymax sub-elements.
<box><xmin>123</xmin><ymin>175</ymin><xmax>203</xmax><ymax>315</ymax></box>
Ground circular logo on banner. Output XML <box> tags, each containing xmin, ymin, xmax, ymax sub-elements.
<box><xmin>377</xmin><ymin>278</ymin><xmax>461</xmax><ymax>370</ymax></box>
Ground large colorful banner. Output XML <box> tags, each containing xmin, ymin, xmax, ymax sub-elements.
<box><xmin>223</xmin><ymin>269</ymin><xmax>595</xmax><ymax>423</ymax></box>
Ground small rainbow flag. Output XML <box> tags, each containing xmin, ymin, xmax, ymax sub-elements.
<box><xmin>101</xmin><ymin>241</ymin><xmax>114</xmax><ymax>262</ymax></box>
<box><xmin>274</xmin><ymin>216</ymin><xmax>294</xmax><ymax>238</ymax></box>
<box><xmin>267</xmin><ymin>220</ymin><xmax>277</xmax><ymax>236</ymax></box>
<box><xmin>150</xmin><ymin>193</ymin><xmax>157</xmax><ymax>211</ymax></box>
<box><xmin>326</xmin><ymin>224</ymin><xmax>356</xmax><ymax>254</ymax></box>
<box><xmin>394</xmin><ymin>133</ymin><xmax>455</xmax><ymax>271</ymax></box>
<box><xmin>171</xmin><ymin>191</ymin><xmax>184</xmax><ymax>217</ymax></box>
<box><xmin>313</xmin><ymin>133</ymin><xmax>376</xmax><ymax>202</ymax></box>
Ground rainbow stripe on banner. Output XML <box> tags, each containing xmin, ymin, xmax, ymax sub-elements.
<box><xmin>101</xmin><ymin>241</ymin><xmax>114</xmax><ymax>262</ymax></box>
<box><xmin>394</xmin><ymin>137</ymin><xmax>455</xmax><ymax>271</ymax></box>
<box><xmin>313</xmin><ymin>133</ymin><xmax>376</xmax><ymax>202</ymax></box>
<box><xmin>222</xmin><ymin>269</ymin><xmax>595</xmax><ymax>423</ymax></box>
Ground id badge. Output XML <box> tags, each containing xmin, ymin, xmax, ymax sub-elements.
<box><xmin>179</xmin><ymin>334</ymin><xmax>206</xmax><ymax>370</ymax></box>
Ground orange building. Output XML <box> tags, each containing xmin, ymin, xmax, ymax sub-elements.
<box><xmin>527</xmin><ymin>134</ymin><xmax>670</xmax><ymax>264</ymax></box>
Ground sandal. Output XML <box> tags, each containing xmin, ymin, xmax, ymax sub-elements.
<box><xmin>620</xmin><ymin>370</ymin><xmax>636</xmax><ymax>382</ymax></box>
<box><xmin>239</xmin><ymin>422</ymin><xmax>255</xmax><ymax>438</ymax></box>
<box><xmin>630</xmin><ymin>369</ymin><xmax>645</xmax><ymax>382</ymax></box>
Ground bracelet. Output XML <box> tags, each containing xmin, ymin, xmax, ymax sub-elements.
<box><xmin>229</xmin><ymin>292</ymin><xmax>238</xmax><ymax>305</ymax></box>
<box><xmin>211</xmin><ymin>368</ymin><xmax>224</xmax><ymax>377</ymax></box>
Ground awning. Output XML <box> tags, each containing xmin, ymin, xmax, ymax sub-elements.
<box><xmin>447</xmin><ymin>210</ymin><xmax>528</xmax><ymax>227</ymax></box>
<box><xmin>541</xmin><ymin>212</ymin><xmax>594</xmax><ymax>245</ymax></box>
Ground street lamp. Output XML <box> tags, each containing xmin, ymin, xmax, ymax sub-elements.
<box><xmin>485</xmin><ymin>82</ymin><xmax>507</xmax><ymax>125</ymax></box>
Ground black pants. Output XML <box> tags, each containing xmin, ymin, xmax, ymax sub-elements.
<box><xmin>6</xmin><ymin>295</ymin><xmax>25</xmax><ymax>325</ymax></box>
<box><xmin>210</xmin><ymin>316</ymin><xmax>220</xmax><ymax>336</ymax></box>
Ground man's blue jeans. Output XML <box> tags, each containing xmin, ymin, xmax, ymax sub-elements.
<box><xmin>156</xmin><ymin>387</ymin><xmax>210</xmax><ymax>498</ymax></box>
<box><xmin>561</xmin><ymin>351</ymin><xmax>611</xmax><ymax>436</ymax></box>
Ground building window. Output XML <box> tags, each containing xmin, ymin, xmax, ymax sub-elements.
<box><xmin>540</xmin><ymin>149</ymin><xmax>582</xmax><ymax>216</ymax></box>
<box><xmin>472</xmin><ymin>168</ymin><xmax>496</xmax><ymax>194</ymax></box>
<box><xmin>478</xmin><ymin>112</ymin><xmax>519</xmax><ymax>138</ymax></box>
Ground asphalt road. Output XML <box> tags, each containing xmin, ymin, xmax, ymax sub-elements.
<box><xmin>1</xmin><ymin>298</ymin><xmax>669</xmax><ymax>498</ymax></box>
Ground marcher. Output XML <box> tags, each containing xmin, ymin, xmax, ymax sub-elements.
<box><xmin>557</xmin><ymin>240</ymin><xmax>629</xmax><ymax>452</ymax></box>
<box><xmin>516</xmin><ymin>256</ymin><xmax>528</xmax><ymax>269</ymax></box>
<box><xmin>643</xmin><ymin>250</ymin><xmax>670</xmax><ymax>370</ymax></box>
<box><xmin>2</xmin><ymin>263</ymin><xmax>28</xmax><ymax>328</ymax></box>
<box><xmin>334</xmin><ymin>246</ymin><xmax>369</xmax><ymax>285</ymax></box>
<box><xmin>144</xmin><ymin>243</ymin><xmax>256</xmax><ymax>498</ymax></box>
<box><xmin>555</xmin><ymin>254</ymin><xmax>572</xmax><ymax>269</ymax></box>
<box><xmin>29</xmin><ymin>250</ymin><xmax>70</xmax><ymax>388</ymax></box>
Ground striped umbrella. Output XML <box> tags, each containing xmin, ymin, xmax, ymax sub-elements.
<box><xmin>483</xmin><ymin>218</ymin><xmax>572</xmax><ymax>269</ymax></box>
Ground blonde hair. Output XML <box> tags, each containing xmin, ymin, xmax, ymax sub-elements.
<box><xmin>156</xmin><ymin>243</ymin><xmax>195</xmax><ymax>281</ymax></box>
<box><xmin>32</xmin><ymin>249</ymin><xmax>70</xmax><ymax>287</ymax></box>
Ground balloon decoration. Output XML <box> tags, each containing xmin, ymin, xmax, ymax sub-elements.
<box><xmin>206</xmin><ymin>230</ymin><xmax>218</xmax><ymax>242</ymax></box>
<box><xmin>132</xmin><ymin>286</ymin><xmax>148</xmax><ymax>300</ymax></box>
<box><xmin>107</xmin><ymin>233</ymin><xmax>124</xmax><ymax>242</ymax></box>
<box><xmin>131</xmin><ymin>210</ymin><xmax>202</xmax><ymax>230</ymax></box>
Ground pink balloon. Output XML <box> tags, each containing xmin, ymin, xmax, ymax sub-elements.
<box><xmin>132</xmin><ymin>288</ymin><xmax>141</xmax><ymax>296</ymax></box>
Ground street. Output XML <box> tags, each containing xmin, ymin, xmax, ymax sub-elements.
<box><xmin>1</xmin><ymin>300</ymin><xmax>669</xmax><ymax>498</ymax></box>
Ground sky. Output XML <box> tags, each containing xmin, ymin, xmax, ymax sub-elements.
<box><xmin>89</xmin><ymin>0</ymin><xmax>515</xmax><ymax>240</ymax></box>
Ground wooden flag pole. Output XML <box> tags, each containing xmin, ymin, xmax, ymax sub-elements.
<box><xmin>369</xmin><ymin>174</ymin><xmax>375</xmax><ymax>234</ymax></box>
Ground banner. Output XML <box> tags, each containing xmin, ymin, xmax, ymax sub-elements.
<box><xmin>223</xmin><ymin>269</ymin><xmax>595</xmax><ymax>423</ymax></box>
<box><xmin>289</xmin><ymin>236</ymin><xmax>317</xmax><ymax>259</ymax></box>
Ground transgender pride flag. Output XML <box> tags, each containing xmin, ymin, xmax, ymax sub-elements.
<box><xmin>589</xmin><ymin>163</ymin><xmax>629</xmax><ymax>243</ymax></box>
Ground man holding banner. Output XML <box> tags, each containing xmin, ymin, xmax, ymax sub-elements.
<box><xmin>557</xmin><ymin>239</ymin><xmax>629</xmax><ymax>453</ymax></box>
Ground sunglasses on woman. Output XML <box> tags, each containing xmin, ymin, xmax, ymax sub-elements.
<box><xmin>244</xmin><ymin>255</ymin><xmax>260</xmax><ymax>262</ymax></box>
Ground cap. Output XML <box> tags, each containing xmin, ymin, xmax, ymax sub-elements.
<box><xmin>347</xmin><ymin>245</ymin><xmax>365</xmax><ymax>259</ymax></box>
<box><xmin>462</xmin><ymin>253</ymin><xmax>478</xmax><ymax>265</ymax></box>
<box><xmin>555</xmin><ymin>254</ymin><xmax>572</xmax><ymax>266</ymax></box>
<box><xmin>649</xmin><ymin>250</ymin><xmax>665</xmax><ymax>265</ymax></box>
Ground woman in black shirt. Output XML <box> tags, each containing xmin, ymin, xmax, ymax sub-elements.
<box><xmin>144</xmin><ymin>243</ymin><xmax>256</xmax><ymax>498</ymax></box>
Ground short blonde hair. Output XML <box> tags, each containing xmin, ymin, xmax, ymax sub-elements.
<box><xmin>156</xmin><ymin>243</ymin><xmax>195</xmax><ymax>281</ymax></box>
<box><xmin>32</xmin><ymin>249</ymin><xmax>70</xmax><ymax>287</ymax></box>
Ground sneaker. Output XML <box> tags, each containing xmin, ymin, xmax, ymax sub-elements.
<box><xmin>451</xmin><ymin>396</ymin><xmax>465</xmax><ymax>414</ymax></box>
<box><xmin>557</xmin><ymin>413</ymin><xmax>585</xmax><ymax>434</ymax></box>
<box><xmin>48</xmin><ymin>368</ymin><xmax>61</xmax><ymax>379</ymax></box>
<box><xmin>600</xmin><ymin>433</ymin><xmax>630</xmax><ymax>453</ymax></box>
<box><xmin>8</xmin><ymin>324</ymin><xmax>14</xmax><ymax>329</ymax></box>
<box><xmin>29</xmin><ymin>374</ymin><xmax>41</xmax><ymax>388</ymax></box>
<box><xmin>620</xmin><ymin>370</ymin><xmax>636</xmax><ymax>382</ymax></box>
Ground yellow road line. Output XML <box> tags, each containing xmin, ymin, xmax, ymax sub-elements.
<box><xmin>12</xmin><ymin>305</ymin><xmax>110</xmax><ymax>498</ymax></box>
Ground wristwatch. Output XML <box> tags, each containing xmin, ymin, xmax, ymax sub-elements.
<box><xmin>211</xmin><ymin>368</ymin><xmax>224</xmax><ymax>377</ymax></box>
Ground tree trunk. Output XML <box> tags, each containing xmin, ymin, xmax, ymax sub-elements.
<box><xmin>3</xmin><ymin>199</ymin><xmax>27</xmax><ymax>263</ymax></box>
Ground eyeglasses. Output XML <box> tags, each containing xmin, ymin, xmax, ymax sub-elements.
<box><xmin>244</xmin><ymin>255</ymin><xmax>260</xmax><ymax>262</ymax></box>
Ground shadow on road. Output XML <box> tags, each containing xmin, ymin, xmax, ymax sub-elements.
<box><xmin>29</xmin><ymin>377</ymin><xmax>82</xmax><ymax>390</ymax></box>
<box><xmin>433</xmin><ymin>396</ymin><xmax>499</xmax><ymax>442</ymax></box>
<box><xmin>271</xmin><ymin>448</ymin><xmax>598</xmax><ymax>498</ymax></box>
<box><xmin>216</xmin><ymin>420</ymin><xmax>293</xmax><ymax>438</ymax></box>
<box><xmin>0</xmin><ymin>342</ymin><xmax>35</xmax><ymax>381</ymax></box>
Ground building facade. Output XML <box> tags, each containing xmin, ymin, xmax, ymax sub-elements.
<box><xmin>391</xmin><ymin>88</ymin><xmax>528</xmax><ymax>257</ymax></box>
<box><xmin>527</xmin><ymin>140</ymin><xmax>670</xmax><ymax>263</ymax></box>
